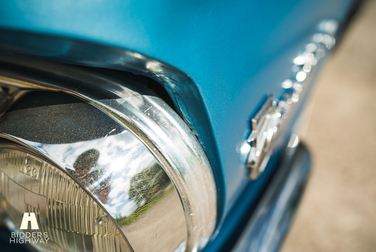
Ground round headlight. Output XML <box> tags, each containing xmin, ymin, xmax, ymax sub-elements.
<box><xmin>0</xmin><ymin>54</ymin><xmax>217</xmax><ymax>252</ymax></box>
<box><xmin>0</xmin><ymin>145</ymin><xmax>131</xmax><ymax>252</ymax></box>
<box><xmin>0</xmin><ymin>91</ymin><xmax>190</xmax><ymax>251</ymax></box>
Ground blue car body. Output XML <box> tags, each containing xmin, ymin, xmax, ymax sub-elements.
<box><xmin>0</xmin><ymin>0</ymin><xmax>357</xmax><ymax>251</ymax></box>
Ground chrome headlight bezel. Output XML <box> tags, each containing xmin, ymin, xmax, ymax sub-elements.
<box><xmin>0</xmin><ymin>54</ymin><xmax>217</xmax><ymax>252</ymax></box>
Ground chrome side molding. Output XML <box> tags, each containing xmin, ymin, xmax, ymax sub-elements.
<box><xmin>243</xmin><ymin>19</ymin><xmax>338</xmax><ymax>179</ymax></box>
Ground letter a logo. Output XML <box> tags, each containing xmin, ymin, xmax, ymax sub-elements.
<box><xmin>20</xmin><ymin>212</ymin><xmax>39</xmax><ymax>230</ymax></box>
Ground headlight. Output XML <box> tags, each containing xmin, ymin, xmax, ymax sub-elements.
<box><xmin>0</xmin><ymin>145</ymin><xmax>131</xmax><ymax>252</ymax></box>
<box><xmin>0</xmin><ymin>54</ymin><xmax>217</xmax><ymax>252</ymax></box>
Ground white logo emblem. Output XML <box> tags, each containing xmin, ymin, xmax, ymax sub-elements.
<box><xmin>20</xmin><ymin>212</ymin><xmax>39</xmax><ymax>230</ymax></box>
<box><xmin>9</xmin><ymin>212</ymin><xmax>49</xmax><ymax>244</ymax></box>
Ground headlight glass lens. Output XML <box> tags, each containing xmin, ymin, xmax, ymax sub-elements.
<box><xmin>0</xmin><ymin>147</ymin><xmax>131</xmax><ymax>252</ymax></box>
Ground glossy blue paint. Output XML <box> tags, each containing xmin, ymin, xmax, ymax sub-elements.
<box><xmin>0</xmin><ymin>0</ymin><xmax>354</xmax><ymax>225</ymax></box>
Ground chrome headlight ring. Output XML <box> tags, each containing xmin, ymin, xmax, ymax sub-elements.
<box><xmin>0</xmin><ymin>54</ymin><xmax>217</xmax><ymax>252</ymax></box>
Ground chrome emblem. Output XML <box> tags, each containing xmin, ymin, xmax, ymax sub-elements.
<box><xmin>243</xmin><ymin>19</ymin><xmax>338</xmax><ymax>180</ymax></box>
<box><xmin>245</xmin><ymin>96</ymin><xmax>275</xmax><ymax>179</ymax></box>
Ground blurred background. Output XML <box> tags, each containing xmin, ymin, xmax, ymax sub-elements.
<box><xmin>281</xmin><ymin>0</ymin><xmax>376</xmax><ymax>251</ymax></box>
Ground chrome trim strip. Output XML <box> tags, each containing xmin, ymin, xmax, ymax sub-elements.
<box><xmin>0</xmin><ymin>57</ymin><xmax>217</xmax><ymax>252</ymax></box>
<box><xmin>242</xmin><ymin>19</ymin><xmax>338</xmax><ymax>180</ymax></box>
<box><xmin>233</xmin><ymin>135</ymin><xmax>311</xmax><ymax>252</ymax></box>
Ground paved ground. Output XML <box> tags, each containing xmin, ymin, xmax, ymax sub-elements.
<box><xmin>281</xmin><ymin>1</ymin><xmax>376</xmax><ymax>251</ymax></box>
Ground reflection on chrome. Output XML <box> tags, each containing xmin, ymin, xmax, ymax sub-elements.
<box><xmin>287</xmin><ymin>134</ymin><xmax>300</xmax><ymax>149</ymax></box>
<box><xmin>242</xmin><ymin>19</ymin><xmax>338</xmax><ymax>180</ymax></box>
<box><xmin>0</xmin><ymin>145</ymin><xmax>132</xmax><ymax>252</ymax></box>
<box><xmin>0</xmin><ymin>51</ymin><xmax>217</xmax><ymax>251</ymax></box>
<box><xmin>0</xmin><ymin>89</ymin><xmax>191</xmax><ymax>251</ymax></box>
<box><xmin>1</xmin><ymin>131</ymin><xmax>187</xmax><ymax>252</ymax></box>
<box><xmin>245</xmin><ymin>96</ymin><xmax>275</xmax><ymax>179</ymax></box>
<box><xmin>276</xmin><ymin>19</ymin><xmax>338</xmax><ymax>125</ymax></box>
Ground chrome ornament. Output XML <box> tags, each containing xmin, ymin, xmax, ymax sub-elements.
<box><xmin>243</xmin><ymin>19</ymin><xmax>338</xmax><ymax>180</ymax></box>
<box><xmin>245</xmin><ymin>96</ymin><xmax>275</xmax><ymax>179</ymax></box>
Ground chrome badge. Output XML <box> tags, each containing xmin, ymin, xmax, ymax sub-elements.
<box><xmin>242</xmin><ymin>19</ymin><xmax>338</xmax><ymax>180</ymax></box>
<box><xmin>244</xmin><ymin>96</ymin><xmax>276</xmax><ymax>179</ymax></box>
